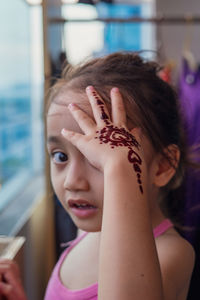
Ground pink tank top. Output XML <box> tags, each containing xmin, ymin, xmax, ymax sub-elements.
<box><xmin>44</xmin><ymin>219</ymin><xmax>173</xmax><ymax>300</ymax></box>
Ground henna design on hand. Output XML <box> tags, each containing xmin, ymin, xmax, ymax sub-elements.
<box><xmin>92</xmin><ymin>89</ymin><xmax>143</xmax><ymax>194</ymax></box>
<box><xmin>92</xmin><ymin>90</ymin><xmax>110</xmax><ymax>125</ymax></box>
<box><xmin>96</xmin><ymin>125</ymin><xmax>143</xmax><ymax>194</ymax></box>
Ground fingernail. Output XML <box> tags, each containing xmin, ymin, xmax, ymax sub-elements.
<box><xmin>86</xmin><ymin>85</ymin><xmax>94</xmax><ymax>92</ymax></box>
<box><xmin>68</xmin><ymin>103</ymin><xmax>76</xmax><ymax>110</ymax></box>
<box><xmin>61</xmin><ymin>128</ymin><xmax>67</xmax><ymax>135</ymax></box>
<box><xmin>111</xmin><ymin>87</ymin><xmax>119</xmax><ymax>93</ymax></box>
<box><xmin>61</xmin><ymin>129</ymin><xmax>74</xmax><ymax>138</ymax></box>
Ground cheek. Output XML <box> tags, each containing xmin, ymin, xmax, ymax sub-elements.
<box><xmin>90</xmin><ymin>170</ymin><xmax>104</xmax><ymax>201</ymax></box>
<box><xmin>50</xmin><ymin>165</ymin><xmax>63</xmax><ymax>195</ymax></box>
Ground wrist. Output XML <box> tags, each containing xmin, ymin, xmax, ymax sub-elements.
<box><xmin>104</xmin><ymin>156</ymin><xmax>133</xmax><ymax>176</ymax></box>
<box><xmin>104</xmin><ymin>155</ymin><xmax>147</xmax><ymax>197</ymax></box>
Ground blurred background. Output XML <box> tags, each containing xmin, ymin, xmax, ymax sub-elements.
<box><xmin>0</xmin><ymin>0</ymin><xmax>200</xmax><ymax>299</ymax></box>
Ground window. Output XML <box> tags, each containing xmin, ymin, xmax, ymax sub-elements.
<box><xmin>61</xmin><ymin>2</ymin><xmax>155</xmax><ymax>65</ymax></box>
<box><xmin>62</xmin><ymin>3</ymin><xmax>104</xmax><ymax>65</ymax></box>
<box><xmin>0</xmin><ymin>0</ymin><xmax>44</xmax><ymax>212</ymax></box>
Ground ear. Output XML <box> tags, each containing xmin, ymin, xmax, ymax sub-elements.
<box><xmin>153</xmin><ymin>144</ymin><xmax>180</xmax><ymax>187</ymax></box>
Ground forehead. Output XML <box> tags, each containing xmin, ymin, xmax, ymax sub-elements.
<box><xmin>48</xmin><ymin>89</ymin><xmax>91</xmax><ymax>116</ymax></box>
<box><xmin>47</xmin><ymin>90</ymin><xmax>93</xmax><ymax>137</ymax></box>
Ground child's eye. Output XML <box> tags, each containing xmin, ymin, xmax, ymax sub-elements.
<box><xmin>52</xmin><ymin>151</ymin><xmax>68</xmax><ymax>164</ymax></box>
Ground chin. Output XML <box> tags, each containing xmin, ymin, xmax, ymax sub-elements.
<box><xmin>72</xmin><ymin>217</ymin><xmax>102</xmax><ymax>233</ymax></box>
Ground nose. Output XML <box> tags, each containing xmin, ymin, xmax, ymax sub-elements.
<box><xmin>63</xmin><ymin>159</ymin><xmax>90</xmax><ymax>192</ymax></box>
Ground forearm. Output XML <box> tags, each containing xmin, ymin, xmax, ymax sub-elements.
<box><xmin>98</xmin><ymin>161</ymin><xmax>164</xmax><ymax>300</ymax></box>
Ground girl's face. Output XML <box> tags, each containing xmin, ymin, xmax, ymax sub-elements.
<box><xmin>47</xmin><ymin>89</ymin><xmax>158</xmax><ymax>232</ymax></box>
<box><xmin>47</xmin><ymin>90</ymin><xmax>104</xmax><ymax>232</ymax></box>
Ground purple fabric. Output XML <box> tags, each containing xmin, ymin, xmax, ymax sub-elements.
<box><xmin>178</xmin><ymin>57</ymin><xmax>200</xmax><ymax>244</ymax></box>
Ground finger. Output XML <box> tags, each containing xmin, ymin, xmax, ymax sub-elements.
<box><xmin>0</xmin><ymin>274</ymin><xmax>26</xmax><ymax>300</ymax></box>
<box><xmin>86</xmin><ymin>86</ymin><xmax>111</xmax><ymax>127</ymax></box>
<box><xmin>67</xmin><ymin>103</ymin><xmax>96</xmax><ymax>134</ymax></box>
<box><xmin>61</xmin><ymin>129</ymin><xmax>86</xmax><ymax>150</ymax></box>
<box><xmin>0</xmin><ymin>281</ymin><xmax>12</xmax><ymax>298</ymax></box>
<box><xmin>0</xmin><ymin>282</ymin><xmax>25</xmax><ymax>300</ymax></box>
<box><xmin>3</xmin><ymin>269</ymin><xmax>22</xmax><ymax>287</ymax></box>
<box><xmin>110</xmin><ymin>87</ymin><xmax>126</xmax><ymax>126</ymax></box>
<box><xmin>0</xmin><ymin>264</ymin><xmax>12</xmax><ymax>275</ymax></box>
<box><xmin>0</xmin><ymin>261</ymin><xmax>19</xmax><ymax>278</ymax></box>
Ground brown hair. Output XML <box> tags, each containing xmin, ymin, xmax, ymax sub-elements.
<box><xmin>47</xmin><ymin>52</ymin><xmax>189</xmax><ymax>218</ymax></box>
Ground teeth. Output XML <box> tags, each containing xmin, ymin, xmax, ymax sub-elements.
<box><xmin>69</xmin><ymin>200</ymin><xmax>96</xmax><ymax>209</ymax></box>
<box><xmin>76</xmin><ymin>204</ymin><xmax>88</xmax><ymax>208</ymax></box>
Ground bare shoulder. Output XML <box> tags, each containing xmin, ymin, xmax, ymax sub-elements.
<box><xmin>156</xmin><ymin>228</ymin><xmax>195</xmax><ymax>299</ymax></box>
<box><xmin>156</xmin><ymin>228</ymin><xmax>195</xmax><ymax>273</ymax></box>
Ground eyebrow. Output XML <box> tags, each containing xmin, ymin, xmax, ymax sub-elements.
<box><xmin>47</xmin><ymin>135</ymin><xmax>62</xmax><ymax>145</ymax></box>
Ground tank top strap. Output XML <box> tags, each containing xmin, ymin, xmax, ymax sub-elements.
<box><xmin>60</xmin><ymin>231</ymin><xmax>88</xmax><ymax>249</ymax></box>
<box><xmin>153</xmin><ymin>219</ymin><xmax>173</xmax><ymax>238</ymax></box>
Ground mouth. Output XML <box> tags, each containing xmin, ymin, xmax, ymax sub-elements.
<box><xmin>68</xmin><ymin>199</ymin><xmax>98</xmax><ymax>218</ymax></box>
<box><xmin>68</xmin><ymin>199</ymin><xmax>96</xmax><ymax>209</ymax></box>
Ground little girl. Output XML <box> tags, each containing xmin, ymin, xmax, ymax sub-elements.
<box><xmin>0</xmin><ymin>52</ymin><xmax>195</xmax><ymax>300</ymax></box>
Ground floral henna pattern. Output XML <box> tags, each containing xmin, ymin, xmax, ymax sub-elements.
<box><xmin>96</xmin><ymin>125</ymin><xmax>143</xmax><ymax>194</ymax></box>
<box><xmin>92</xmin><ymin>89</ymin><xmax>143</xmax><ymax>194</ymax></box>
<box><xmin>97</xmin><ymin>125</ymin><xmax>140</xmax><ymax>149</ymax></box>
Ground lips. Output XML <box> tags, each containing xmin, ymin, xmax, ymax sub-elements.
<box><xmin>68</xmin><ymin>199</ymin><xmax>98</xmax><ymax>218</ymax></box>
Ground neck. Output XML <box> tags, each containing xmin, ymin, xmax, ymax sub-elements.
<box><xmin>149</xmin><ymin>195</ymin><xmax>167</xmax><ymax>230</ymax></box>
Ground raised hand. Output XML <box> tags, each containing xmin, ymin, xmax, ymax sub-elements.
<box><xmin>61</xmin><ymin>86</ymin><xmax>144</xmax><ymax>194</ymax></box>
